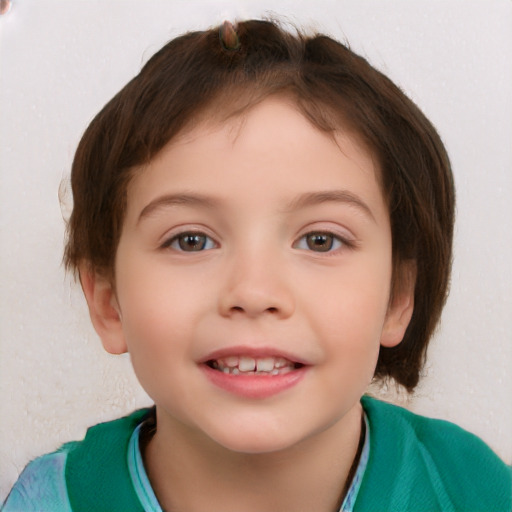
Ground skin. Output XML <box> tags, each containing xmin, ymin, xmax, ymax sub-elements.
<box><xmin>81</xmin><ymin>97</ymin><xmax>415</xmax><ymax>511</ymax></box>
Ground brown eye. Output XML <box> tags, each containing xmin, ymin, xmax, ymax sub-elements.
<box><xmin>294</xmin><ymin>232</ymin><xmax>344</xmax><ymax>253</ymax></box>
<box><xmin>306</xmin><ymin>233</ymin><xmax>335</xmax><ymax>252</ymax></box>
<box><xmin>165</xmin><ymin>233</ymin><xmax>216</xmax><ymax>252</ymax></box>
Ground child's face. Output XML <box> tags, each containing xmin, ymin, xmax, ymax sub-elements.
<box><xmin>92</xmin><ymin>97</ymin><xmax>413</xmax><ymax>454</ymax></box>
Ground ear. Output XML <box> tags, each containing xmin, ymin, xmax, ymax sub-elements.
<box><xmin>79</xmin><ymin>265</ymin><xmax>128</xmax><ymax>355</ymax></box>
<box><xmin>380</xmin><ymin>261</ymin><xmax>416</xmax><ymax>348</ymax></box>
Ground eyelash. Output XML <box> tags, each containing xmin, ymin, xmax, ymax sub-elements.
<box><xmin>161</xmin><ymin>230</ymin><xmax>353</xmax><ymax>254</ymax></box>
<box><xmin>161</xmin><ymin>231</ymin><xmax>217</xmax><ymax>252</ymax></box>
<box><xmin>293</xmin><ymin>231</ymin><xmax>353</xmax><ymax>254</ymax></box>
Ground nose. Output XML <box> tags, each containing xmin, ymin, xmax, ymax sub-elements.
<box><xmin>217</xmin><ymin>249</ymin><xmax>295</xmax><ymax>320</ymax></box>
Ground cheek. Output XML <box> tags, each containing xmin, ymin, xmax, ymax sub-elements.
<box><xmin>118</xmin><ymin>290</ymin><xmax>194</xmax><ymax>354</ymax></box>
<box><xmin>301</xmin><ymin>259</ymin><xmax>391</xmax><ymax>332</ymax></box>
<box><xmin>114</xmin><ymin>257</ymin><xmax>220</xmax><ymax>375</ymax></box>
<box><xmin>114</xmin><ymin>275</ymin><xmax>198</xmax><ymax>405</ymax></box>
<box><xmin>298</xmin><ymin>254</ymin><xmax>391</xmax><ymax>374</ymax></box>
<box><xmin>315</xmin><ymin>305</ymin><xmax>383</xmax><ymax>397</ymax></box>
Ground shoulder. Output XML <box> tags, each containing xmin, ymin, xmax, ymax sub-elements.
<box><xmin>1</xmin><ymin>448</ymin><xmax>73</xmax><ymax>512</ymax></box>
<box><xmin>65</xmin><ymin>408</ymin><xmax>152</xmax><ymax>511</ymax></box>
<box><xmin>2</xmin><ymin>408</ymin><xmax>152</xmax><ymax>512</ymax></box>
<box><xmin>357</xmin><ymin>395</ymin><xmax>512</xmax><ymax>512</ymax></box>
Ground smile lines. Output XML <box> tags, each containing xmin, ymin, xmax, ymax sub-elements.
<box><xmin>208</xmin><ymin>356</ymin><xmax>301</xmax><ymax>375</ymax></box>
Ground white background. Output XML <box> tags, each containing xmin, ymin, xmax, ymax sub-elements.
<box><xmin>1</xmin><ymin>0</ymin><xmax>511</xmax><ymax>500</ymax></box>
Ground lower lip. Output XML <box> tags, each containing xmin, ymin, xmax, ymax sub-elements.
<box><xmin>201</xmin><ymin>365</ymin><xmax>308</xmax><ymax>399</ymax></box>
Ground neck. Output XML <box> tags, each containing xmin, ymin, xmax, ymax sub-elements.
<box><xmin>143</xmin><ymin>403</ymin><xmax>363</xmax><ymax>512</ymax></box>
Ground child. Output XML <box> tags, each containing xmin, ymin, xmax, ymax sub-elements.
<box><xmin>2</xmin><ymin>19</ymin><xmax>511</xmax><ymax>512</ymax></box>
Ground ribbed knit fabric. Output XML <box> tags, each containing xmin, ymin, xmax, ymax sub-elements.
<box><xmin>3</xmin><ymin>397</ymin><xmax>511</xmax><ymax>511</ymax></box>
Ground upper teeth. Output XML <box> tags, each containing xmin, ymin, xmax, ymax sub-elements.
<box><xmin>212</xmin><ymin>356</ymin><xmax>294</xmax><ymax>375</ymax></box>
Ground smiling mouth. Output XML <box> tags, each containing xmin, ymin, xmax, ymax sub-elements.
<box><xmin>207</xmin><ymin>356</ymin><xmax>304</xmax><ymax>375</ymax></box>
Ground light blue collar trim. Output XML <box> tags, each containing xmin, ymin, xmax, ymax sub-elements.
<box><xmin>127</xmin><ymin>414</ymin><xmax>370</xmax><ymax>512</ymax></box>
<box><xmin>127</xmin><ymin>423</ymin><xmax>163</xmax><ymax>512</ymax></box>
<box><xmin>340</xmin><ymin>413</ymin><xmax>370</xmax><ymax>512</ymax></box>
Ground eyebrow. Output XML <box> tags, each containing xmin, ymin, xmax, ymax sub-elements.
<box><xmin>284</xmin><ymin>190</ymin><xmax>376</xmax><ymax>221</ymax></box>
<box><xmin>137</xmin><ymin>193</ymin><xmax>218</xmax><ymax>224</ymax></box>
<box><xmin>137</xmin><ymin>189</ymin><xmax>376</xmax><ymax>224</ymax></box>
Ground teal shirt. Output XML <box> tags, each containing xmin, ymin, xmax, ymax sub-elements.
<box><xmin>3</xmin><ymin>397</ymin><xmax>511</xmax><ymax>511</ymax></box>
<box><xmin>1</xmin><ymin>409</ymin><xmax>368</xmax><ymax>512</ymax></box>
<box><xmin>357</xmin><ymin>397</ymin><xmax>512</xmax><ymax>511</ymax></box>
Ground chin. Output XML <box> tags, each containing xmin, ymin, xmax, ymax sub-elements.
<box><xmin>203</xmin><ymin>421</ymin><xmax>306</xmax><ymax>455</ymax></box>
<box><xmin>209</xmin><ymin>417</ymin><xmax>335</xmax><ymax>456</ymax></box>
<box><xmin>217</xmin><ymin>437</ymin><xmax>298</xmax><ymax>455</ymax></box>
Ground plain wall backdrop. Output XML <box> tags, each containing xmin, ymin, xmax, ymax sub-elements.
<box><xmin>1</xmin><ymin>0</ymin><xmax>511</xmax><ymax>501</ymax></box>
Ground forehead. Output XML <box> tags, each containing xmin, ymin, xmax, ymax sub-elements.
<box><xmin>159</xmin><ymin>91</ymin><xmax>378</xmax><ymax>171</ymax></box>
<box><xmin>126</xmin><ymin>97</ymin><xmax>385</xmax><ymax>221</ymax></box>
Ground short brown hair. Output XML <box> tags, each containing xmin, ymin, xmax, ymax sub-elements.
<box><xmin>64</xmin><ymin>19</ymin><xmax>455</xmax><ymax>391</ymax></box>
